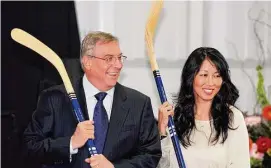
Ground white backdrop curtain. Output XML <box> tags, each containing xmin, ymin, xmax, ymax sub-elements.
<box><xmin>75</xmin><ymin>0</ymin><xmax>271</xmax><ymax>118</ymax></box>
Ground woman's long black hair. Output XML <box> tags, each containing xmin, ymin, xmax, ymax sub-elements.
<box><xmin>174</xmin><ymin>47</ymin><xmax>239</xmax><ymax>147</ymax></box>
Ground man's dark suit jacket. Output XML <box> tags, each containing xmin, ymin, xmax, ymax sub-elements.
<box><xmin>23</xmin><ymin>79</ymin><xmax>162</xmax><ymax>168</ymax></box>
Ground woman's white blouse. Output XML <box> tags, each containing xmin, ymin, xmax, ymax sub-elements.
<box><xmin>157</xmin><ymin>106</ymin><xmax>250</xmax><ymax>168</ymax></box>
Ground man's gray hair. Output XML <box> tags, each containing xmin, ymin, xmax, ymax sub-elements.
<box><xmin>80</xmin><ymin>31</ymin><xmax>119</xmax><ymax>69</ymax></box>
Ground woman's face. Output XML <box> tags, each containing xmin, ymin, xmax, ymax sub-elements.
<box><xmin>193</xmin><ymin>58</ymin><xmax>223</xmax><ymax>103</ymax></box>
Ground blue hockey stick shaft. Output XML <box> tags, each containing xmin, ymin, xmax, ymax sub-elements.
<box><xmin>153</xmin><ymin>70</ymin><xmax>186</xmax><ymax>168</ymax></box>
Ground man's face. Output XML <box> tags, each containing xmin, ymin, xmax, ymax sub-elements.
<box><xmin>83</xmin><ymin>41</ymin><xmax>123</xmax><ymax>91</ymax></box>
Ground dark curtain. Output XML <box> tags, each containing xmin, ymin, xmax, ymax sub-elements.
<box><xmin>1</xmin><ymin>1</ymin><xmax>81</xmax><ymax>168</ymax></box>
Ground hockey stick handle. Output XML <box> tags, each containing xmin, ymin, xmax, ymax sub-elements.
<box><xmin>152</xmin><ymin>70</ymin><xmax>186</xmax><ymax>168</ymax></box>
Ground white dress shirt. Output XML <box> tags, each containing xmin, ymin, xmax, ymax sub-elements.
<box><xmin>70</xmin><ymin>74</ymin><xmax>115</xmax><ymax>159</ymax></box>
<box><xmin>83</xmin><ymin>74</ymin><xmax>114</xmax><ymax>121</ymax></box>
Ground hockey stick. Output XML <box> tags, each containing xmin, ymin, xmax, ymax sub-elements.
<box><xmin>11</xmin><ymin>28</ymin><xmax>98</xmax><ymax>156</ymax></box>
<box><xmin>145</xmin><ymin>1</ymin><xmax>186</xmax><ymax>167</ymax></box>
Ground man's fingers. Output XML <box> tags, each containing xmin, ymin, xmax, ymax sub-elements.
<box><xmin>85</xmin><ymin>156</ymin><xmax>99</xmax><ymax>166</ymax></box>
<box><xmin>86</xmin><ymin>125</ymin><xmax>94</xmax><ymax>130</ymax></box>
<box><xmin>85</xmin><ymin>158</ymin><xmax>90</xmax><ymax>163</ymax></box>
<box><xmin>84</xmin><ymin>120</ymin><xmax>94</xmax><ymax>124</ymax></box>
<box><xmin>86</xmin><ymin>134</ymin><xmax>95</xmax><ymax>139</ymax></box>
<box><xmin>79</xmin><ymin>124</ymin><xmax>94</xmax><ymax>133</ymax></box>
<box><xmin>83</xmin><ymin>123</ymin><xmax>94</xmax><ymax>129</ymax></box>
<box><xmin>89</xmin><ymin>155</ymin><xmax>101</xmax><ymax>167</ymax></box>
<box><xmin>90</xmin><ymin>161</ymin><xmax>99</xmax><ymax>167</ymax></box>
<box><xmin>83</xmin><ymin>132</ymin><xmax>95</xmax><ymax>139</ymax></box>
<box><xmin>84</xmin><ymin>129</ymin><xmax>94</xmax><ymax>135</ymax></box>
<box><xmin>80</xmin><ymin>120</ymin><xmax>94</xmax><ymax>127</ymax></box>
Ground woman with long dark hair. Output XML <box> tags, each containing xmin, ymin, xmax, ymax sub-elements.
<box><xmin>157</xmin><ymin>47</ymin><xmax>250</xmax><ymax>168</ymax></box>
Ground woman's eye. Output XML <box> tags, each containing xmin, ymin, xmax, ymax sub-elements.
<box><xmin>199</xmin><ymin>74</ymin><xmax>208</xmax><ymax>77</ymax></box>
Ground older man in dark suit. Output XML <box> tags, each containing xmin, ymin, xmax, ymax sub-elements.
<box><xmin>23</xmin><ymin>31</ymin><xmax>161</xmax><ymax>168</ymax></box>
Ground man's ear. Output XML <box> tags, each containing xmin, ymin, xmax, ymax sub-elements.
<box><xmin>82</xmin><ymin>56</ymin><xmax>92</xmax><ymax>70</ymax></box>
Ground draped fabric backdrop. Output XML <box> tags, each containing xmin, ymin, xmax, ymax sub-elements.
<box><xmin>1</xmin><ymin>1</ymin><xmax>271</xmax><ymax>168</ymax></box>
<box><xmin>1</xmin><ymin>1</ymin><xmax>81</xmax><ymax>168</ymax></box>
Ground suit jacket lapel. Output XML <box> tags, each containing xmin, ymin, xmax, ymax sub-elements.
<box><xmin>73</xmin><ymin>77</ymin><xmax>90</xmax><ymax>121</ymax></box>
<box><xmin>103</xmin><ymin>83</ymin><xmax>130</xmax><ymax>158</ymax></box>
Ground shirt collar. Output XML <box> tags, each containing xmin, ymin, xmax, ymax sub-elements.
<box><xmin>83</xmin><ymin>74</ymin><xmax>115</xmax><ymax>99</ymax></box>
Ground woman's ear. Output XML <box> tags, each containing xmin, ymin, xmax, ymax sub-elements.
<box><xmin>82</xmin><ymin>56</ymin><xmax>92</xmax><ymax>70</ymax></box>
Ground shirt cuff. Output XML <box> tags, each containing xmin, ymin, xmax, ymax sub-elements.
<box><xmin>69</xmin><ymin>138</ymin><xmax>78</xmax><ymax>162</ymax></box>
<box><xmin>70</xmin><ymin>138</ymin><xmax>78</xmax><ymax>154</ymax></box>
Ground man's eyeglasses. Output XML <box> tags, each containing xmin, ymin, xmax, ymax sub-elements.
<box><xmin>87</xmin><ymin>55</ymin><xmax>127</xmax><ymax>65</ymax></box>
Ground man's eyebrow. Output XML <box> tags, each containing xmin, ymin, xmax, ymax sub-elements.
<box><xmin>104</xmin><ymin>53</ymin><xmax>123</xmax><ymax>57</ymax></box>
<box><xmin>104</xmin><ymin>54</ymin><xmax>114</xmax><ymax>57</ymax></box>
